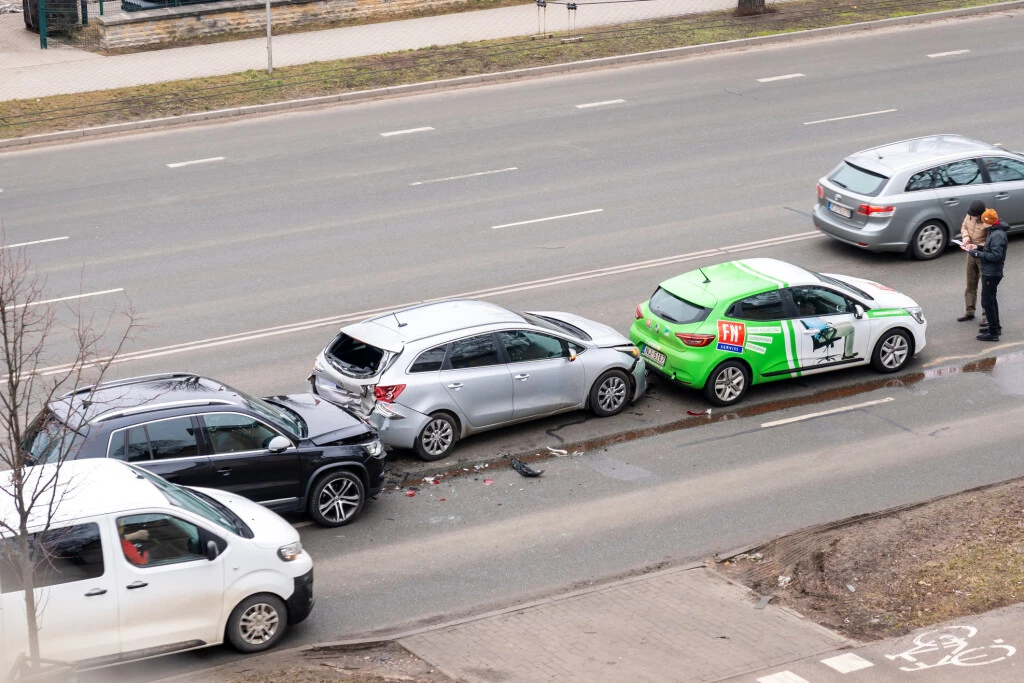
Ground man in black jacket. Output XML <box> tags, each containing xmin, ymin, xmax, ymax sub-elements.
<box><xmin>971</xmin><ymin>209</ymin><xmax>1008</xmax><ymax>341</ymax></box>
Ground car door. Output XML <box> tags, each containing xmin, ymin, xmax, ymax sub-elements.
<box><xmin>108</xmin><ymin>417</ymin><xmax>215</xmax><ymax>488</ymax></box>
<box><xmin>982</xmin><ymin>156</ymin><xmax>1024</xmax><ymax>231</ymax></box>
<box><xmin>723</xmin><ymin>289</ymin><xmax>796</xmax><ymax>378</ymax></box>
<box><xmin>789</xmin><ymin>286</ymin><xmax>871</xmax><ymax>374</ymax></box>
<box><xmin>113</xmin><ymin>512</ymin><xmax>224</xmax><ymax>656</ymax></box>
<box><xmin>497</xmin><ymin>330</ymin><xmax>584</xmax><ymax>419</ymax></box>
<box><xmin>0</xmin><ymin>521</ymin><xmax>120</xmax><ymax>665</ymax></box>
<box><xmin>926</xmin><ymin>159</ymin><xmax>995</xmax><ymax>230</ymax></box>
<box><xmin>440</xmin><ymin>333</ymin><xmax>513</xmax><ymax>428</ymax></box>
<box><xmin>199</xmin><ymin>412</ymin><xmax>302</xmax><ymax>505</ymax></box>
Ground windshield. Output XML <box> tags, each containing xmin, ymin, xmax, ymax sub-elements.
<box><xmin>518</xmin><ymin>312</ymin><xmax>591</xmax><ymax>341</ymax></box>
<box><xmin>21</xmin><ymin>410</ymin><xmax>84</xmax><ymax>465</ymax></box>
<box><xmin>810</xmin><ymin>271</ymin><xmax>874</xmax><ymax>301</ymax></box>
<box><xmin>129</xmin><ymin>465</ymin><xmax>252</xmax><ymax>538</ymax></box>
<box><xmin>235</xmin><ymin>390</ymin><xmax>305</xmax><ymax>438</ymax></box>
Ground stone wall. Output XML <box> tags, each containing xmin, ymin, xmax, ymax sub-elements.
<box><xmin>97</xmin><ymin>0</ymin><xmax>465</xmax><ymax>50</ymax></box>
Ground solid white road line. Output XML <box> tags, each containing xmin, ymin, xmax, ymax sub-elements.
<box><xmin>761</xmin><ymin>397</ymin><xmax>895</xmax><ymax>429</ymax></box>
<box><xmin>166</xmin><ymin>157</ymin><xmax>225</xmax><ymax>168</ymax></box>
<box><xmin>757</xmin><ymin>73</ymin><xmax>805</xmax><ymax>82</ymax></box>
<box><xmin>9</xmin><ymin>288</ymin><xmax>124</xmax><ymax>311</ymax></box>
<box><xmin>821</xmin><ymin>652</ymin><xmax>875</xmax><ymax>673</ymax></box>
<box><xmin>1</xmin><ymin>236</ymin><xmax>69</xmax><ymax>250</ymax></box>
<box><xmin>491</xmin><ymin>209</ymin><xmax>604</xmax><ymax>230</ymax></box>
<box><xmin>757</xmin><ymin>672</ymin><xmax>809</xmax><ymax>683</ymax></box>
<box><xmin>928</xmin><ymin>49</ymin><xmax>970</xmax><ymax>58</ymax></box>
<box><xmin>29</xmin><ymin>230</ymin><xmax>822</xmax><ymax>376</ymax></box>
<box><xmin>576</xmin><ymin>99</ymin><xmax>626</xmax><ymax>109</ymax></box>
<box><xmin>804</xmin><ymin>109</ymin><xmax>897</xmax><ymax>125</ymax></box>
<box><xmin>410</xmin><ymin>167</ymin><xmax>518</xmax><ymax>186</ymax></box>
<box><xmin>380</xmin><ymin>127</ymin><xmax>434</xmax><ymax>137</ymax></box>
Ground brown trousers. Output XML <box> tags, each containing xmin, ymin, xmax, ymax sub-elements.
<box><xmin>965</xmin><ymin>256</ymin><xmax>987</xmax><ymax>322</ymax></box>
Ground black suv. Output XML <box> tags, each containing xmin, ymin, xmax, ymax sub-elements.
<box><xmin>23</xmin><ymin>374</ymin><xmax>385</xmax><ymax>527</ymax></box>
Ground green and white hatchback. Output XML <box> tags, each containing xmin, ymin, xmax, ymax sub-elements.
<box><xmin>630</xmin><ymin>258</ymin><xmax>927</xmax><ymax>406</ymax></box>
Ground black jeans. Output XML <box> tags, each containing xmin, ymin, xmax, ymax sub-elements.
<box><xmin>981</xmin><ymin>275</ymin><xmax>1002</xmax><ymax>334</ymax></box>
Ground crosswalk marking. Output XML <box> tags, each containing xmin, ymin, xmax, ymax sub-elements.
<box><xmin>822</xmin><ymin>652</ymin><xmax>875</xmax><ymax>673</ymax></box>
<box><xmin>757</xmin><ymin>672</ymin><xmax>809</xmax><ymax>683</ymax></box>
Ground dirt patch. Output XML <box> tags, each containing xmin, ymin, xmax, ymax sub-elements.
<box><xmin>715</xmin><ymin>478</ymin><xmax>1024</xmax><ymax>641</ymax></box>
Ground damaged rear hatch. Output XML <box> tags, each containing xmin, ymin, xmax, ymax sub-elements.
<box><xmin>311</xmin><ymin>321</ymin><xmax>403</xmax><ymax>415</ymax></box>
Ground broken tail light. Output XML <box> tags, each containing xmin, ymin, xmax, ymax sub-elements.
<box><xmin>373</xmin><ymin>384</ymin><xmax>406</xmax><ymax>403</ymax></box>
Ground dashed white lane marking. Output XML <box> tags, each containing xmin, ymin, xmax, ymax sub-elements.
<box><xmin>757</xmin><ymin>672</ymin><xmax>809</xmax><ymax>683</ymax></box>
<box><xmin>1</xmin><ymin>236</ymin><xmax>69</xmax><ymax>250</ymax></box>
<box><xmin>928</xmin><ymin>49</ymin><xmax>970</xmax><ymax>58</ymax></box>
<box><xmin>757</xmin><ymin>73</ymin><xmax>805</xmax><ymax>82</ymax></box>
<box><xmin>576</xmin><ymin>99</ymin><xmax>626</xmax><ymax>109</ymax></box>
<box><xmin>26</xmin><ymin>230</ymin><xmax>821</xmax><ymax>376</ymax></box>
<box><xmin>292</xmin><ymin>521</ymin><xmax>314</xmax><ymax>529</ymax></box>
<box><xmin>410</xmin><ymin>167</ymin><xmax>518</xmax><ymax>186</ymax></box>
<box><xmin>804</xmin><ymin>109</ymin><xmax>897</xmax><ymax>125</ymax></box>
<box><xmin>822</xmin><ymin>652</ymin><xmax>875</xmax><ymax>673</ymax></box>
<box><xmin>9</xmin><ymin>288</ymin><xmax>124</xmax><ymax>311</ymax></box>
<box><xmin>380</xmin><ymin>126</ymin><xmax>434</xmax><ymax>137</ymax></box>
<box><xmin>166</xmin><ymin>156</ymin><xmax>225</xmax><ymax>168</ymax></box>
<box><xmin>761</xmin><ymin>397</ymin><xmax>895</xmax><ymax>429</ymax></box>
<box><xmin>491</xmin><ymin>208</ymin><xmax>603</xmax><ymax>230</ymax></box>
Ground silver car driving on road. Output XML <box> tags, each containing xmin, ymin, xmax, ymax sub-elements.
<box><xmin>308</xmin><ymin>299</ymin><xmax>647</xmax><ymax>461</ymax></box>
<box><xmin>813</xmin><ymin>135</ymin><xmax>1024</xmax><ymax>260</ymax></box>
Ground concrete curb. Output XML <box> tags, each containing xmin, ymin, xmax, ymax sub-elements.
<box><xmin>2</xmin><ymin>0</ymin><xmax>1022</xmax><ymax>150</ymax></box>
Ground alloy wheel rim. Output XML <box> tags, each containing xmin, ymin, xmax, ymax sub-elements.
<box><xmin>880</xmin><ymin>335</ymin><xmax>909</xmax><ymax>369</ymax></box>
<box><xmin>239</xmin><ymin>603</ymin><xmax>279</xmax><ymax>645</ymax></box>
<box><xmin>715</xmin><ymin>367</ymin><xmax>745</xmax><ymax>401</ymax></box>
<box><xmin>318</xmin><ymin>477</ymin><xmax>360</xmax><ymax>523</ymax></box>
<box><xmin>598</xmin><ymin>376</ymin><xmax>628</xmax><ymax>412</ymax></box>
<box><xmin>918</xmin><ymin>225</ymin><xmax>943</xmax><ymax>256</ymax></box>
<box><xmin>422</xmin><ymin>419</ymin><xmax>454</xmax><ymax>456</ymax></box>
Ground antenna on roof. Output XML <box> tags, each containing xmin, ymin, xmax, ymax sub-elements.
<box><xmin>392</xmin><ymin>311</ymin><xmax>407</xmax><ymax>328</ymax></box>
<box><xmin>698</xmin><ymin>267</ymin><xmax>711</xmax><ymax>284</ymax></box>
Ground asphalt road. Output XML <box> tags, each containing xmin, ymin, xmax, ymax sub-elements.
<box><xmin>2</xmin><ymin>8</ymin><xmax>1023</xmax><ymax>681</ymax></box>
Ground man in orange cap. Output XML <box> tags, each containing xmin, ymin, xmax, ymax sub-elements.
<box><xmin>969</xmin><ymin>209</ymin><xmax>1008</xmax><ymax>341</ymax></box>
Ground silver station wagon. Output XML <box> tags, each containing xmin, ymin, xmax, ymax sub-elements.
<box><xmin>308</xmin><ymin>299</ymin><xmax>647</xmax><ymax>461</ymax></box>
<box><xmin>813</xmin><ymin>135</ymin><xmax>1024</xmax><ymax>260</ymax></box>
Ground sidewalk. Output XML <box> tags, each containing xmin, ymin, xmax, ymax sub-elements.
<box><xmin>0</xmin><ymin>0</ymin><xmax>773</xmax><ymax>101</ymax></box>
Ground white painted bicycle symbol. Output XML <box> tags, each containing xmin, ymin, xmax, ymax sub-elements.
<box><xmin>885</xmin><ymin>625</ymin><xmax>1016</xmax><ymax>671</ymax></box>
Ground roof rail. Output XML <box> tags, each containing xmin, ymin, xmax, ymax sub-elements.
<box><xmin>62</xmin><ymin>373</ymin><xmax>200</xmax><ymax>399</ymax></box>
<box><xmin>90</xmin><ymin>399</ymin><xmax>234</xmax><ymax>424</ymax></box>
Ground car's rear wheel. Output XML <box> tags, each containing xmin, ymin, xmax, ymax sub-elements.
<box><xmin>308</xmin><ymin>470</ymin><xmax>365</xmax><ymax>527</ymax></box>
<box><xmin>415</xmin><ymin>412</ymin><xmax>458</xmax><ymax>461</ymax></box>
<box><xmin>910</xmin><ymin>220</ymin><xmax>947</xmax><ymax>260</ymax></box>
<box><xmin>589</xmin><ymin>369</ymin><xmax>631</xmax><ymax>417</ymax></box>
<box><xmin>702</xmin><ymin>360</ymin><xmax>750</xmax><ymax>407</ymax></box>
<box><xmin>226</xmin><ymin>594</ymin><xmax>288</xmax><ymax>654</ymax></box>
<box><xmin>871</xmin><ymin>328</ymin><xmax>912</xmax><ymax>373</ymax></box>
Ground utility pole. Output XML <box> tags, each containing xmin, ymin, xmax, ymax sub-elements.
<box><xmin>266</xmin><ymin>0</ymin><xmax>273</xmax><ymax>74</ymax></box>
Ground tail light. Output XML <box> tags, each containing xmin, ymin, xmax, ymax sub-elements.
<box><xmin>374</xmin><ymin>384</ymin><xmax>406</xmax><ymax>403</ymax></box>
<box><xmin>635</xmin><ymin>304</ymin><xmax>644</xmax><ymax>320</ymax></box>
<box><xmin>816</xmin><ymin>183</ymin><xmax>824</xmax><ymax>199</ymax></box>
<box><xmin>676</xmin><ymin>333</ymin><xmax>716</xmax><ymax>347</ymax></box>
<box><xmin>857</xmin><ymin>204</ymin><xmax>895</xmax><ymax>217</ymax></box>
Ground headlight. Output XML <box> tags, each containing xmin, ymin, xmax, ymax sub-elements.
<box><xmin>905</xmin><ymin>307</ymin><xmax>925</xmax><ymax>324</ymax></box>
<box><xmin>617</xmin><ymin>345</ymin><xmax>640</xmax><ymax>358</ymax></box>
<box><xmin>363</xmin><ymin>439</ymin><xmax>385</xmax><ymax>459</ymax></box>
<box><xmin>277</xmin><ymin>541</ymin><xmax>302</xmax><ymax>562</ymax></box>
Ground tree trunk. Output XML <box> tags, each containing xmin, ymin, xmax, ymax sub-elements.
<box><xmin>737</xmin><ymin>0</ymin><xmax>767</xmax><ymax>15</ymax></box>
<box><xmin>17</xmin><ymin>529</ymin><xmax>42</xmax><ymax>670</ymax></box>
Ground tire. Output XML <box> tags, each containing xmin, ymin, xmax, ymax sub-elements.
<box><xmin>415</xmin><ymin>412</ymin><xmax>458</xmax><ymax>461</ymax></box>
<box><xmin>910</xmin><ymin>220</ymin><xmax>947</xmax><ymax>260</ymax></box>
<box><xmin>226</xmin><ymin>593</ymin><xmax>288</xmax><ymax>654</ymax></box>
<box><xmin>589</xmin><ymin>369</ymin><xmax>631</xmax><ymax>417</ymax></box>
<box><xmin>702</xmin><ymin>360</ymin><xmax>750</xmax><ymax>407</ymax></box>
<box><xmin>308</xmin><ymin>470</ymin><xmax>365</xmax><ymax>527</ymax></box>
<box><xmin>871</xmin><ymin>328</ymin><xmax>912</xmax><ymax>373</ymax></box>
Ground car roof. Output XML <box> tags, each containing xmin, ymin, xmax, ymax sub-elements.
<box><xmin>342</xmin><ymin>299</ymin><xmax>525</xmax><ymax>349</ymax></box>
<box><xmin>660</xmin><ymin>259</ymin><xmax>816</xmax><ymax>302</ymax></box>
<box><xmin>845</xmin><ymin>134</ymin><xmax>1005</xmax><ymax>175</ymax></box>
<box><xmin>1</xmin><ymin>459</ymin><xmax>167</xmax><ymax>531</ymax></box>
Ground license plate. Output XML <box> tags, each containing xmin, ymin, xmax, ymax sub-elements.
<box><xmin>641</xmin><ymin>345</ymin><xmax>666</xmax><ymax>366</ymax></box>
<box><xmin>828</xmin><ymin>202</ymin><xmax>852</xmax><ymax>219</ymax></box>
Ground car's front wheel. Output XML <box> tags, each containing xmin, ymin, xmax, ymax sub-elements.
<box><xmin>589</xmin><ymin>369</ymin><xmax>631</xmax><ymax>417</ymax></box>
<box><xmin>702</xmin><ymin>360</ymin><xmax>750</xmax><ymax>407</ymax></box>
<box><xmin>910</xmin><ymin>220</ymin><xmax>947</xmax><ymax>260</ymax></box>
<box><xmin>415</xmin><ymin>412</ymin><xmax>458</xmax><ymax>461</ymax></box>
<box><xmin>308</xmin><ymin>470</ymin><xmax>365</xmax><ymax>527</ymax></box>
<box><xmin>871</xmin><ymin>328</ymin><xmax>912</xmax><ymax>373</ymax></box>
<box><xmin>226</xmin><ymin>594</ymin><xmax>288</xmax><ymax>654</ymax></box>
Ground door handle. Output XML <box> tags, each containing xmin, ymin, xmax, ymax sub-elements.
<box><xmin>943</xmin><ymin>199</ymin><xmax>959</xmax><ymax>205</ymax></box>
<box><xmin>216</xmin><ymin>467</ymin><xmax>232</xmax><ymax>476</ymax></box>
<box><xmin>446</xmin><ymin>383</ymin><xmax>464</xmax><ymax>390</ymax></box>
<box><xmin>514</xmin><ymin>374</ymin><xmax>530</xmax><ymax>381</ymax></box>
<box><xmin>126</xmin><ymin>581</ymin><xmax>148</xmax><ymax>590</ymax></box>
<box><xmin>84</xmin><ymin>588</ymin><xmax>107</xmax><ymax>597</ymax></box>
<box><xmin>995</xmin><ymin>193</ymin><xmax>1009</xmax><ymax>199</ymax></box>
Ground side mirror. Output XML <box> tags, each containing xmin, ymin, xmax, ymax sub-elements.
<box><xmin>205</xmin><ymin>540</ymin><xmax>219</xmax><ymax>562</ymax></box>
<box><xmin>267</xmin><ymin>435</ymin><xmax>292</xmax><ymax>453</ymax></box>
<box><xmin>854</xmin><ymin>304</ymin><xmax>865</xmax><ymax>320</ymax></box>
<box><xmin>568</xmin><ymin>353</ymin><xmax>577</xmax><ymax>362</ymax></box>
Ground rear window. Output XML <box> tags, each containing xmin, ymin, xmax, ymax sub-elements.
<box><xmin>327</xmin><ymin>333</ymin><xmax>386</xmax><ymax>378</ymax></box>
<box><xmin>21</xmin><ymin>410</ymin><xmax>82</xmax><ymax>464</ymax></box>
<box><xmin>829</xmin><ymin>162</ymin><xmax>889</xmax><ymax>198</ymax></box>
<box><xmin>648</xmin><ymin>287</ymin><xmax>711</xmax><ymax>325</ymax></box>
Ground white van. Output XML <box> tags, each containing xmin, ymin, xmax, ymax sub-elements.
<box><xmin>0</xmin><ymin>459</ymin><xmax>314</xmax><ymax>671</ymax></box>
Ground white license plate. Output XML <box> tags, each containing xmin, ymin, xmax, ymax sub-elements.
<box><xmin>828</xmin><ymin>202</ymin><xmax>852</xmax><ymax>219</ymax></box>
<box><xmin>641</xmin><ymin>345</ymin><xmax>666</xmax><ymax>366</ymax></box>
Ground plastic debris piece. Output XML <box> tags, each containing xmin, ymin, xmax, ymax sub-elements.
<box><xmin>438</xmin><ymin>497</ymin><xmax>446</xmax><ymax>502</ymax></box>
<box><xmin>846</xmin><ymin>584</ymin><xmax>856</xmax><ymax>593</ymax></box>
<box><xmin>755</xmin><ymin>595</ymin><xmax>775</xmax><ymax>610</ymax></box>
<box><xmin>686</xmin><ymin>408</ymin><xmax>712</xmax><ymax>416</ymax></box>
<box><xmin>511</xmin><ymin>458</ymin><xmax>544</xmax><ymax>478</ymax></box>
<box><xmin>483</xmin><ymin>479</ymin><xmax>494</xmax><ymax>485</ymax></box>
<box><xmin>405</xmin><ymin>491</ymin><xmax>416</xmax><ymax>498</ymax></box>
<box><xmin>546</xmin><ymin>446</ymin><xmax>569</xmax><ymax>455</ymax></box>
<box><xmin>777</xmin><ymin>575</ymin><xmax>792</xmax><ymax>588</ymax></box>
